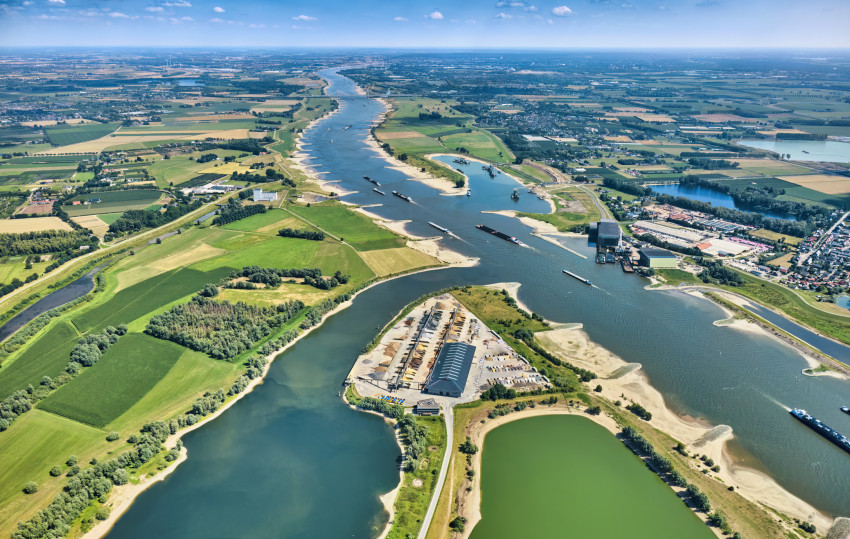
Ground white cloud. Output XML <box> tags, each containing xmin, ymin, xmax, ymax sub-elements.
<box><xmin>163</xmin><ymin>1</ymin><xmax>191</xmax><ymax>6</ymax></box>
<box><xmin>213</xmin><ymin>6</ymin><xmax>224</xmax><ymax>12</ymax></box>
<box><xmin>209</xmin><ymin>17</ymin><xmax>225</xmax><ymax>22</ymax></box>
<box><xmin>551</xmin><ymin>5</ymin><xmax>572</xmax><ymax>16</ymax></box>
<box><xmin>145</xmin><ymin>6</ymin><xmax>164</xmax><ymax>12</ymax></box>
<box><xmin>181</xmin><ymin>16</ymin><xmax>193</xmax><ymax>21</ymax></box>
<box><xmin>495</xmin><ymin>12</ymin><xmax>512</xmax><ymax>19</ymax></box>
<box><xmin>292</xmin><ymin>14</ymin><xmax>316</xmax><ymax>21</ymax></box>
<box><xmin>428</xmin><ymin>10</ymin><xmax>443</xmax><ymax>20</ymax></box>
<box><xmin>393</xmin><ymin>16</ymin><xmax>408</xmax><ymax>22</ymax></box>
<box><xmin>47</xmin><ymin>0</ymin><xmax>65</xmax><ymax>4</ymax></box>
<box><xmin>109</xmin><ymin>11</ymin><xmax>130</xmax><ymax>18</ymax></box>
<box><xmin>22</xmin><ymin>1</ymin><xmax>33</xmax><ymax>5</ymax></box>
<box><xmin>526</xmin><ymin>5</ymin><xmax>538</xmax><ymax>11</ymax></box>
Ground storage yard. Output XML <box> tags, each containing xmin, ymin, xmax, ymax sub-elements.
<box><xmin>346</xmin><ymin>294</ymin><xmax>549</xmax><ymax>409</ymax></box>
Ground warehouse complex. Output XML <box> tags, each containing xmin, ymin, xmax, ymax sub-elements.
<box><xmin>638</xmin><ymin>247</ymin><xmax>678</xmax><ymax>268</ymax></box>
<box><xmin>424</xmin><ymin>342</ymin><xmax>476</xmax><ymax>398</ymax></box>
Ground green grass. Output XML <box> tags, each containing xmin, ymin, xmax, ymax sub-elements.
<box><xmin>72</xmin><ymin>267</ymin><xmax>232</xmax><ymax>333</ymax></box>
<box><xmin>286</xmin><ymin>203</ymin><xmax>405</xmax><ymax>251</ymax></box>
<box><xmin>311</xmin><ymin>242</ymin><xmax>375</xmax><ymax>284</ymax></box>
<box><xmin>517</xmin><ymin>189</ymin><xmax>600</xmax><ymax>231</ymax></box>
<box><xmin>469</xmin><ymin>416</ymin><xmax>712</xmax><ymax>539</ymax></box>
<box><xmin>147</xmin><ymin>156</ymin><xmax>210</xmax><ymax>188</ymax></box>
<box><xmin>106</xmin><ymin>348</ymin><xmax>238</xmax><ymax>432</ymax></box>
<box><xmin>62</xmin><ymin>189</ymin><xmax>163</xmax><ymax>216</ymax></box>
<box><xmin>43</xmin><ymin>122</ymin><xmax>120</xmax><ymax>147</ymax></box>
<box><xmin>191</xmin><ymin>235</ymin><xmax>321</xmax><ymax>271</ymax></box>
<box><xmin>387</xmin><ymin>415</ymin><xmax>447</xmax><ymax>539</ymax></box>
<box><xmin>96</xmin><ymin>213</ymin><xmax>122</xmax><ymax>225</ymax></box>
<box><xmin>0</xmin><ymin>321</ymin><xmax>80</xmax><ymax>400</ymax></box>
<box><xmin>654</xmin><ymin>269</ymin><xmax>703</xmax><ymax>286</ymax></box>
<box><xmin>0</xmin><ymin>410</ymin><xmax>107</xmax><ymax>512</ymax></box>
<box><xmin>37</xmin><ymin>334</ymin><xmax>184</xmax><ymax>428</ymax></box>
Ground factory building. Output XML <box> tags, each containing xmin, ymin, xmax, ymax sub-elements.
<box><xmin>424</xmin><ymin>342</ymin><xmax>476</xmax><ymax>398</ymax></box>
<box><xmin>591</xmin><ymin>219</ymin><xmax>622</xmax><ymax>249</ymax></box>
<box><xmin>638</xmin><ymin>248</ymin><xmax>678</xmax><ymax>269</ymax></box>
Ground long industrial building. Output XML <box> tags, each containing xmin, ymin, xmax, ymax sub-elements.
<box><xmin>424</xmin><ymin>342</ymin><xmax>476</xmax><ymax>398</ymax></box>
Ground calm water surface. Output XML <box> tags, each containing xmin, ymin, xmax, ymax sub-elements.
<box><xmin>737</xmin><ymin>139</ymin><xmax>850</xmax><ymax>163</ymax></box>
<box><xmin>650</xmin><ymin>183</ymin><xmax>798</xmax><ymax>221</ymax></box>
<box><xmin>109</xmin><ymin>69</ymin><xmax>850</xmax><ymax>538</ymax></box>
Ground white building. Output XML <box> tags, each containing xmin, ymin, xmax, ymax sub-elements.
<box><xmin>253</xmin><ymin>188</ymin><xmax>277</xmax><ymax>202</ymax></box>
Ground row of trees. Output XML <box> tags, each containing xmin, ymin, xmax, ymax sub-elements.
<box><xmin>354</xmin><ymin>396</ymin><xmax>404</xmax><ymax>419</ymax></box>
<box><xmin>0</xmin><ymin>325</ymin><xmax>126</xmax><ymax>433</ymax></box>
<box><xmin>108</xmin><ymin>200</ymin><xmax>204</xmax><ymax>235</ymax></box>
<box><xmin>397</xmin><ymin>415</ymin><xmax>429</xmax><ymax>472</ymax></box>
<box><xmin>278</xmin><ymin>228</ymin><xmax>325</xmax><ymax>241</ymax></box>
<box><xmin>0</xmin><ymin>230</ymin><xmax>93</xmax><ymax>257</ymax></box>
<box><xmin>227</xmin><ymin>266</ymin><xmax>350</xmax><ymax>291</ymax></box>
<box><xmin>146</xmin><ymin>295</ymin><xmax>305</xmax><ymax>360</ymax></box>
<box><xmin>211</xmin><ymin>200</ymin><xmax>266</xmax><ymax>226</ymax></box>
<box><xmin>230</xmin><ymin>169</ymin><xmax>295</xmax><ymax>187</ymax></box>
<box><xmin>12</xmin><ymin>352</ymin><xmax>269</xmax><ymax>539</ymax></box>
<box><xmin>697</xmin><ymin>259</ymin><xmax>744</xmax><ymax>286</ymax></box>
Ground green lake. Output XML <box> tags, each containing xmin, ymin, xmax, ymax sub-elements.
<box><xmin>469</xmin><ymin>415</ymin><xmax>714</xmax><ymax>539</ymax></box>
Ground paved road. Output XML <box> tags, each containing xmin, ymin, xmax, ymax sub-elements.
<box><xmin>418</xmin><ymin>406</ymin><xmax>454</xmax><ymax>539</ymax></box>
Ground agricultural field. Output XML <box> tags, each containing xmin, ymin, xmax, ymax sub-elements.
<box><xmin>62</xmin><ymin>189</ymin><xmax>163</xmax><ymax>217</ymax></box>
<box><xmin>359</xmin><ymin>246</ymin><xmax>439</xmax><ymax>277</ymax></box>
<box><xmin>71</xmin><ymin>215</ymin><xmax>110</xmax><ymax>237</ymax></box>
<box><xmin>286</xmin><ymin>202</ymin><xmax>406</xmax><ymax>251</ymax></box>
<box><xmin>43</xmin><ymin>122</ymin><xmax>120</xmax><ymax>147</ymax></box>
<box><xmin>37</xmin><ymin>334</ymin><xmax>186</xmax><ymax>428</ymax></box>
<box><xmin>0</xmin><ymin>217</ymin><xmax>72</xmax><ymax>233</ymax></box>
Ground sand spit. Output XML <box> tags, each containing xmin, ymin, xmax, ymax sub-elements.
<box><xmin>535</xmin><ymin>323</ymin><xmax>833</xmax><ymax>533</ymax></box>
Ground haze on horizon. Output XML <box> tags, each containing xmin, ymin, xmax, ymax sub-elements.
<box><xmin>0</xmin><ymin>0</ymin><xmax>848</xmax><ymax>50</ymax></box>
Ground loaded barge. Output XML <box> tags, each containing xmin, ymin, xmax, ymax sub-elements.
<box><xmin>392</xmin><ymin>191</ymin><xmax>413</xmax><ymax>203</ymax></box>
<box><xmin>790</xmin><ymin>408</ymin><xmax>850</xmax><ymax>454</ymax></box>
<box><xmin>842</xmin><ymin>406</ymin><xmax>849</xmax><ymax>416</ymax></box>
<box><xmin>476</xmin><ymin>224</ymin><xmax>523</xmax><ymax>245</ymax></box>
<box><xmin>428</xmin><ymin>222</ymin><xmax>451</xmax><ymax>235</ymax></box>
<box><xmin>363</xmin><ymin>176</ymin><xmax>381</xmax><ymax>186</ymax></box>
<box><xmin>373</xmin><ymin>188</ymin><xmax>385</xmax><ymax>196</ymax></box>
<box><xmin>562</xmin><ymin>269</ymin><xmax>592</xmax><ymax>285</ymax></box>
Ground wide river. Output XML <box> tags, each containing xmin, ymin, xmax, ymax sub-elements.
<box><xmin>108</xmin><ymin>69</ymin><xmax>850</xmax><ymax>537</ymax></box>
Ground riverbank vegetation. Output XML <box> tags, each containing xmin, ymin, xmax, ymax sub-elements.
<box><xmin>0</xmin><ymin>153</ymin><xmax>443</xmax><ymax>535</ymax></box>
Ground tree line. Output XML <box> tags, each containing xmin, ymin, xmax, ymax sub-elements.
<box><xmin>278</xmin><ymin>228</ymin><xmax>325</xmax><ymax>241</ymax></box>
<box><xmin>211</xmin><ymin>199</ymin><xmax>266</xmax><ymax>226</ymax></box>
<box><xmin>227</xmin><ymin>265</ymin><xmax>350</xmax><ymax>291</ymax></box>
<box><xmin>145</xmin><ymin>295</ymin><xmax>305</xmax><ymax>360</ymax></box>
<box><xmin>0</xmin><ymin>325</ymin><xmax>126</xmax><ymax>433</ymax></box>
<box><xmin>12</xmin><ymin>353</ymin><xmax>268</xmax><ymax>539</ymax></box>
<box><xmin>108</xmin><ymin>199</ymin><xmax>204</xmax><ymax>235</ymax></box>
<box><xmin>0</xmin><ymin>230</ymin><xmax>93</xmax><ymax>257</ymax></box>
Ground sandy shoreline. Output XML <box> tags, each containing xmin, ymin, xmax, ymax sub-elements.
<box><xmin>534</xmin><ymin>323</ymin><xmax>833</xmax><ymax>533</ymax></box>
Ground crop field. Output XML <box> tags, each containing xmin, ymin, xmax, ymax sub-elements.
<box><xmin>71</xmin><ymin>215</ymin><xmax>109</xmax><ymax>237</ymax></box>
<box><xmin>749</xmin><ymin>228</ymin><xmax>803</xmax><ymax>245</ymax></box>
<box><xmin>191</xmin><ymin>234</ymin><xmax>322</xmax><ymax>271</ymax></box>
<box><xmin>311</xmin><ymin>242</ymin><xmax>375</xmax><ymax>283</ymax></box>
<box><xmin>359</xmin><ymin>246</ymin><xmax>440</xmax><ymax>276</ymax></box>
<box><xmin>777</xmin><ymin>174</ymin><xmax>850</xmax><ymax>195</ymax></box>
<box><xmin>43</xmin><ymin>122</ymin><xmax>119</xmax><ymax>147</ymax></box>
<box><xmin>62</xmin><ymin>189</ymin><xmax>163</xmax><ymax>216</ymax></box>
<box><xmin>0</xmin><ymin>126</ymin><xmax>44</xmax><ymax>145</ymax></box>
<box><xmin>37</xmin><ymin>334</ymin><xmax>185</xmax><ymax>428</ymax></box>
<box><xmin>106</xmin><ymin>348</ymin><xmax>237</xmax><ymax>432</ymax></box>
<box><xmin>177</xmin><ymin>172</ymin><xmax>226</xmax><ymax>188</ymax></box>
<box><xmin>733</xmin><ymin>158</ymin><xmax>814</xmax><ymax>176</ymax></box>
<box><xmin>286</xmin><ymin>203</ymin><xmax>406</xmax><ymax>251</ymax></box>
<box><xmin>0</xmin><ymin>217</ymin><xmax>72</xmax><ymax>233</ymax></box>
<box><xmin>220</xmin><ymin>208</ymin><xmax>313</xmax><ymax>234</ymax></box>
<box><xmin>72</xmin><ymin>267</ymin><xmax>233</xmax><ymax>333</ymax></box>
<box><xmin>0</xmin><ymin>320</ymin><xmax>80</xmax><ymax>400</ymax></box>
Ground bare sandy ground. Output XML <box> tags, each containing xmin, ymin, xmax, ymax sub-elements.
<box><xmin>535</xmin><ymin>323</ymin><xmax>832</xmax><ymax>532</ymax></box>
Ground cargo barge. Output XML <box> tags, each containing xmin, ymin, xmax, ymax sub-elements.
<box><xmin>562</xmin><ymin>269</ymin><xmax>592</xmax><ymax>285</ymax></box>
<box><xmin>842</xmin><ymin>406</ymin><xmax>849</xmax><ymax>416</ymax></box>
<box><xmin>392</xmin><ymin>191</ymin><xmax>413</xmax><ymax>203</ymax></box>
<box><xmin>790</xmin><ymin>408</ymin><xmax>850</xmax><ymax>454</ymax></box>
<box><xmin>621</xmin><ymin>260</ymin><xmax>634</xmax><ymax>273</ymax></box>
<box><xmin>363</xmin><ymin>176</ymin><xmax>381</xmax><ymax>186</ymax></box>
<box><xmin>476</xmin><ymin>224</ymin><xmax>523</xmax><ymax>245</ymax></box>
<box><xmin>373</xmin><ymin>188</ymin><xmax>385</xmax><ymax>195</ymax></box>
<box><xmin>428</xmin><ymin>222</ymin><xmax>451</xmax><ymax>235</ymax></box>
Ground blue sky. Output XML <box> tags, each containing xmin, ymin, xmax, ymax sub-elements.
<box><xmin>0</xmin><ymin>0</ymin><xmax>848</xmax><ymax>48</ymax></box>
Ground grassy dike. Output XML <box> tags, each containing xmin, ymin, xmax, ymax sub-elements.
<box><xmin>387</xmin><ymin>286</ymin><xmax>797</xmax><ymax>539</ymax></box>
